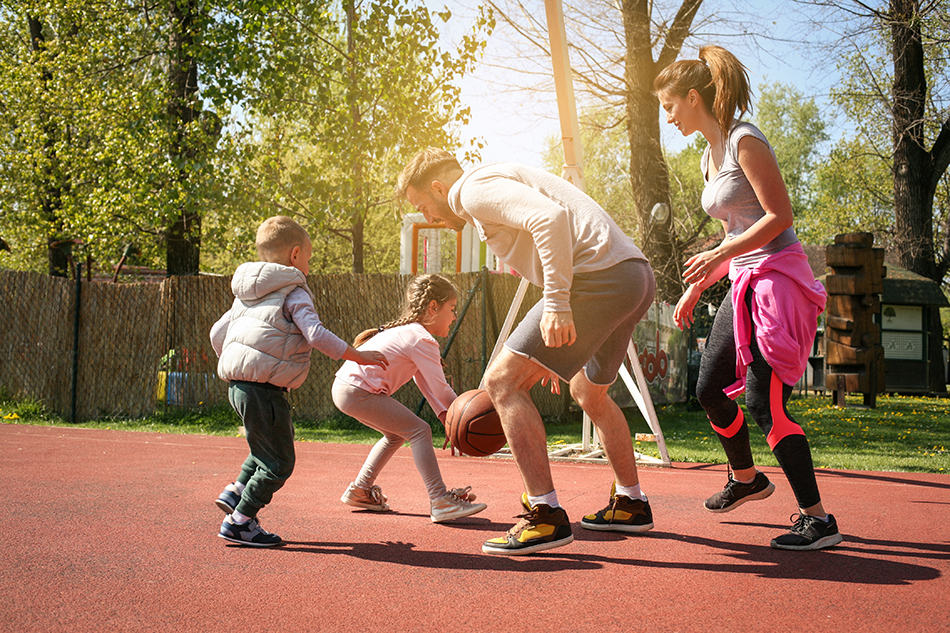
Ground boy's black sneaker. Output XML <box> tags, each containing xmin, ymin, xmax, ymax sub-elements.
<box><xmin>218</xmin><ymin>516</ymin><xmax>283</xmax><ymax>548</ymax></box>
<box><xmin>770</xmin><ymin>513</ymin><xmax>843</xmax><ymax>551</ymax></box>
<box><xmin>581</xmin><ymin>493</ymin><xmax>654</xmax><ymax>533</ymax></box>
<box><xmin>482</xmin><ymin>502</ymin><xmax>573</xmax><ymax>555</ymax></box>
<box><xmin>704</xmin><ymin>471</ymin><xmax>775</xmax><ymax>513</ymax></box>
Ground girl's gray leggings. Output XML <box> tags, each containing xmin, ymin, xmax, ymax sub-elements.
<box><xmin>331</xmin><ymin>378</ymin><xmax>447</xmax><ymax>501</ymax></box>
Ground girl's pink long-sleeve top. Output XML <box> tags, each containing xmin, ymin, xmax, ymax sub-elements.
<box><xmin>335</xmin><ymin>322</ymin><xmax>457</xmax><ymax>418</ymax></box>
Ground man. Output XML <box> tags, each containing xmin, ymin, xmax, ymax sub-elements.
<box><xmin>398</xmin><ymin>148</ymin><xmax>656</xmax><ymax>555</ymax></box>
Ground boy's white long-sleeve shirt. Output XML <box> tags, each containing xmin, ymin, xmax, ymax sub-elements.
<box><xmin>448</xmin><ymin>162</ymin><xmax>646</xmax><ymax>313</ymax></box>
<box><xmin>334</xmin><ymin>322</ymin><xmax>456</xmax><ymax>418</ymax></box>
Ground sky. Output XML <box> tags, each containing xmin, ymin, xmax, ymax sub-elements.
<box><xmin>433</xmin><ymin>0</ymin><xmax>853</xmax><ymax>168</ymax></box>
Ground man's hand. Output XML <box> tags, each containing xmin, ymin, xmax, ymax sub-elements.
<box><xmin>540</xmin><ymin>311</ymin><xmax>576</xmax><ymax>348</ymax></box>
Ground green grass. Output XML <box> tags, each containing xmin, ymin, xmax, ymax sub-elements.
<box><xmin>1</xmin><ymin>393</ymin><xmax>947</xmax><ymax>474</ymax></box>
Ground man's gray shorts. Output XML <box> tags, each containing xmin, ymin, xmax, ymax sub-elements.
<box><xmin>504</xmin><ymin>258</ymin><xmax>655</xmax><ymax>385</ymax></box>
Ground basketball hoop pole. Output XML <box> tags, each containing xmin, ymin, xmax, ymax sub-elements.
<box><xmin>483</xmin><ymin>0</ymin><xmax>669</xmax><ymax>466</ymax></box>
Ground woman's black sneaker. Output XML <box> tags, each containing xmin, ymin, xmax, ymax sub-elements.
<box><xmin>770</xmin><ymin>513</ymin><xmax>843</xmax><ymax>551</ymax></box>
<box><xmin>704</xmin><ymin>471</ymin><xmax>775</xmax><ymax>513</ymax></box>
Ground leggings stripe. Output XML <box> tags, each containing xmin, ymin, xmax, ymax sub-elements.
<box><xmin>765</xmin><ymin>372</ymin><xmax>805</xmax><ymax>449</ymax></box>
<box><xmin>710</xmin><ymin>407</ymin><xmax>745</xmax><ymax>438</ymax></box>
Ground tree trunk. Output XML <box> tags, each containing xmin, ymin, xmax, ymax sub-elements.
<box><xmin>889</xmin><ymin>0</ymin><xmax>945</xmax><ymax>392</ymax></box>
<box><xmin>28</xmin><ymin>16</ymin><xmax>72</xmax><ymax>277</ymax></box>
<box><xmin>620</xmin><ymin>0</ymin><xmax>702</xmax><ymax>302</ymax></box>
<box><xmin>345</xmin><ymin>0</ymin><xmax>365</xmax><ymax>274</ymax></box>
<box><xmin>165</xmin><ymin>0</ymin><xmax>201</xmax><ymax>276</ymax></box>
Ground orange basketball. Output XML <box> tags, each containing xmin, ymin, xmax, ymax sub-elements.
<box><xmin>445</xmin><ymin>389</ymin><xmax>506</xmax><ymax>457</ymax></box>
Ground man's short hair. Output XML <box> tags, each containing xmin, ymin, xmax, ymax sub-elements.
<box><xmin>396</xmin><ymin>148</ymin><xmax>462</xmax><ymax>198</ymax></box>
<box><xmin>256</xmin><ymin>216</ymin><xmax>310</xmax><ymax>262</ymax></box>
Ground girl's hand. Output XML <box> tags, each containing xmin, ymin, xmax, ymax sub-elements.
<box><xmin>673</xmin><ymin>285</ymin><xmax>702</xmax><ymax>330</ymax></box>
<box><xmin>540</xmin><ymin>371</ymin><xmax>561</xmax><ymax>395</ymax></box>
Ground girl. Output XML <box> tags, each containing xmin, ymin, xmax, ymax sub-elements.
<box><xmin>332</xmin><ymin>274</ymin><xmax>487</xmax><ymax>523</ymax></box>
<box><xmin>654</xmin><ymin>45</ymin><xmax>842</xmax><ymax>550</ymax></box>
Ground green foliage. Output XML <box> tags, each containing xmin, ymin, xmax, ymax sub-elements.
<box><xmin>754</xmin><ymin>82</ymin><xmax>829</xmax><ymax>218</ymax></box>
<box><xmin>203</xmin><ymin>1</ymin><xmax>494</xmax><ymax>274</ymax></box>
<box><xmin>802</xmin><ymin>136</ymin><xmax>894</xmax><ymax>244</ymax></box>
<box><xmin>818</xmin><ymin>10</ymin><xmax>950</xmax><ymax>261</ymax></box>
<box><xmin>0</xmin><ymin>1</ymin><xmax>493</xmax><ymax>276</ymax></box>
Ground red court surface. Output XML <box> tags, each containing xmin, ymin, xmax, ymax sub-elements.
<box><xmin>2</xmin><ymin>423</ymin><xmax>948</xmax><ymax>633</ymax></box>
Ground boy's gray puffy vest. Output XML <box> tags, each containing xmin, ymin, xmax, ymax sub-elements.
<box><xmin>217</xmin><ymin>262</ymin><xmax>313</xmax><ymax>389</ymax></box>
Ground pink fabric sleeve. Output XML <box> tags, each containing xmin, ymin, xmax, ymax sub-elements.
<box><xmin>411</xmin><ymin>336</ymin><xmax>457</xmax><ymax>417</ymax></box>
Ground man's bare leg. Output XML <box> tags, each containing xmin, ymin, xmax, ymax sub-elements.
<box><xmin>481</xmin><ymin>348</ymin><xmax>576</xmax><ymax>556</ymax></box>
<box><xmin>482</xmin><ymin>348</ymin><xmax>554</xmax><ymax>496</ymax></box>
<box><xmin>569</xmin><ymin>371</ymin><xmax>638</xmax><ymax>487</ymax></box>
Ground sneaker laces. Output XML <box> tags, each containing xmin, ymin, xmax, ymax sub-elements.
<box><xmin>447</xmin><ymin>486</ymin><xmax>476</xmax><ymax>502</ymax></box>
<box><xmin>787</xmin><ymin>513</ymin><xmax>810</xmax><ymax>534</ymax></box>
<box><xmin>604</xmin><ymin>495</ymin><xmax>622</xmax><ymax>524</ymax></box>
<box><xmin>368</xmin><ymin>485</ymin><xmax>386</xmax><ymax>504</ymax></box>
<box><xmin>507</xmin><ymin>507</ymin><xmax>540</xmax><ymax>537</ymax></box>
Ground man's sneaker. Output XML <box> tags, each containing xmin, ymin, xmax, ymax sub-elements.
<box><xmin>581</xmin><ymin>492</ymin><xmax>654</xmax><ymax>533</ymax></box>
<box><xmin>430</xmin><ymin>486</ymin><xmax>487</xmax><ymax>523</ymax></box>
<box><xmin>218</xmin><ymin>515</ymin><xmax>283</xmax><ymax>548</ymax></box>
<box><xmin>770</xmin><ymin>513</ymin><xmax>843</xmax><ymax>551</ymax></box>
<box><xmin>704</xmin><ymin>471</ymin><xmax>775</xmax><ymax>513</ymax></box>
<box><xmin>482</xmin><ymin>502</ymin><xmax>573</xmax><ymax>555</ymax></box>
<box><xmin>340</xmin><ymin>482</ymin><xmax>390</xmax><ymax>512</ymax></box>
<box><xmin>214</xmin><ymin>484</ymin><xmax>242</xmax><ymax>514</ymax></box>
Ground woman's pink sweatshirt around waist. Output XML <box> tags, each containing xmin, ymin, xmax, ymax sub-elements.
<box><xmin>725</xmin><ymin>242</ymin><xmax>826</xmax><ymax>399</ymax></box>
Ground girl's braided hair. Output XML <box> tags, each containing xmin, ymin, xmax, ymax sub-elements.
<box><xmin>353</xmin><ymin>274</ymin><xmax>458</xmax><ymax>347</ymax></box>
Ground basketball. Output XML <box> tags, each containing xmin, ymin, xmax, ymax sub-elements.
<box><xmin>445</xmin><ymin>388</ymin><xmax>506</xmax><ymax>457</ymax></box>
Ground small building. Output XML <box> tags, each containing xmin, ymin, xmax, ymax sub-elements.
<box><xmin>806</xmin><ymin>241</ymin><xmax>948</xmax><ymax>393</ymax></box>
<box><xmin>879</xmin><ymin>266</ymin><xmax>949</xmax><ymax>392</ymax></box>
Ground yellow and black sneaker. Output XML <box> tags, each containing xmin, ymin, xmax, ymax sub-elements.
<box><xmin>481</xmin><ymin>500</ymin><xmax>574</xmax><ymax>556</ymax></box>
<box><xmin>580</xmin><ymin>493</ymin><xmax>654</xmax><ymax>533</ymax></box>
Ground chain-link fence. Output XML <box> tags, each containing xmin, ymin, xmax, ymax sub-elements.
<box><xmin>0</xmin><ymin>269</ymin><xmax>686</xmax><ymax>422</ymax></box>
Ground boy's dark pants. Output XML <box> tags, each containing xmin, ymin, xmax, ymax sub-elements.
<box><xmin>228</xmin><ymin>381</ymin><xmax>295</xmax><ymax>518</ymax></box>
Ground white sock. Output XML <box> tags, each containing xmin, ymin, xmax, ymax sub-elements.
<box><xmin>229</xmin><ymin>481</ymin><xmax>246</xmax><ymax>494</ymax></box>
<box><xmin>230</xmin><ymin>510</ymin><xmax>251</xmax><ymax>524</ymax></box>
<box><xmin>615</xmin><ymin>483</ymin><xmax>647</xmax><ymax>502</ymax></box>
<box><xmin>527</xmin><ymin>490</ymin><xmax>560</xmax><ymax>508</ymax></box>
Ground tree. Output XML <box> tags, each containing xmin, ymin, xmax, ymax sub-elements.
<box><xmin>215</xmin><ymin>1</ymin><xmax>492</xmax><ymax>274</ymax></box>
<box><xmin>800</xmin><ymin>0</ymin><xmax>950</xmax><ymax>391</ymax></box>
<box><xmin>619</xmin><ymin>0</ymin><xmax>703</xmax><ymax>300</ymax></box>
<box><xmin>804</xmin><ymin>137</ymin><xmax>894</xmax><ymax>243</ymax></box>
<box><xmin>0</xmin><ymin>1</ymin><xmax>291</xmax><ymax>276</ymax></box>
<box><xmin>754</xmin><ymin>82</ymin><xmax>830</xmax><ymax>218</ymax></box>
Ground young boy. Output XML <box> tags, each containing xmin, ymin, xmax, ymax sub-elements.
<box><xmin>210</xmin><ymin>215</ymin><xmax>388</xmax><ymax>547</ymax></box>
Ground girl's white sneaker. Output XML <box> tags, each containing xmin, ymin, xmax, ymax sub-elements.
<box><xmin>430</xmin><ymin>486</ymin><xmax>487</xmax><ymax>523</ymax></box>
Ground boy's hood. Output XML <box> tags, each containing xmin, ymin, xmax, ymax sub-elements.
<box><xmin>231</xmin><ymin>262</ymin><xmax>306</xmax><ymax>301</ymax></box>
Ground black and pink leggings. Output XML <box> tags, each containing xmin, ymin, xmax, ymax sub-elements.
<box><xmin>695</xmin><ymin>289</ymin><xmax>821</xmax><ymax>509</ymax></box>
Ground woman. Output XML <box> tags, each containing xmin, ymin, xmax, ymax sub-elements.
<box><xmin>654</xmin><ymin>45</ymin><xmax>841</xmax><ymax>550</ymax></box>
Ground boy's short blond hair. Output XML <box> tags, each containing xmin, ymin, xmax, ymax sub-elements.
<box><xmin>256</xmin><ymin>216</ymin><xmax>310</xmax><ymax>263</ymax></box>
<box><xmin>396</xmin><ymin>148</ymin><xmax>462</xmax><ymax>199</ymax></box>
